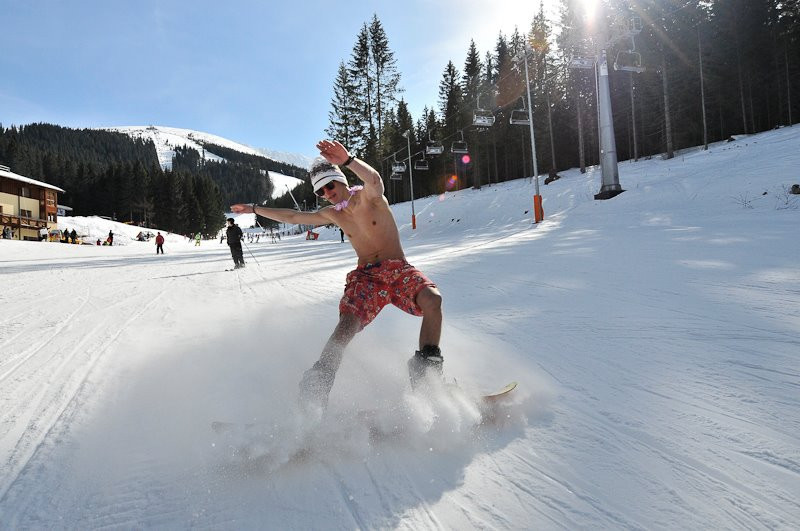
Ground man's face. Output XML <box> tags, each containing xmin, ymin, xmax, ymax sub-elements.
<box><xmin>318</xmin><ymin>181</ymin><xmax>344</xmax><ymax>204</ymax></box>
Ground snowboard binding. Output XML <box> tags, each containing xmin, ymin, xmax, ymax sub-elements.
<box><xmin>408</xmin><ymin>345</ymin><xmax>444</xmax><ymax>390</ymax></box>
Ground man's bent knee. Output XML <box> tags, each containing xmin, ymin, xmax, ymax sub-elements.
<box><xmin>416</xmin><ymin>287</ymin><xmax>442</xmax><ymax>313</ymax></box>
<box><xmin>335</xmin><ymin>313</ymin><xmax>362</xmax><ymax>337</ymax></box>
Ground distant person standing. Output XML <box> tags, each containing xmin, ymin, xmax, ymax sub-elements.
<box><xmin>107</xmin><ymin>230</ymin><xmax>114</xmax><ymax>246</ymax></box>
<box><xmin>70</xmin><ymin>229</ymin><xmax>77</xmax><ymax>244</ymax></box>
<box><xmin>195</xmin><ymin>232</ymin><xmax>201</xmax><ymax>246</ymax></box>
<box><xmin>340</xmin><ymin>227</ymin><xmax>345</xmax><ymax>243</ymax></box>
<box><xmin>225</xmin><ymin>218</ymin><xmax>245</xmax><ymax>269</ymax></box>
<box><xmin>155</xmin><ymin>232</ymin><xmax>165</xmax><ymax>254</ymax></box>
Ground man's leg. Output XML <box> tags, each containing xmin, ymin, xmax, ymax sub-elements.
<box><xmin>415</xmin><ymin>286</ymin><xmax>443</xmax><ymax>349</ymax></box>
<box><xmin>298</xmin><ymin>313</ymin><xmax>361</xmax><ymax>411</ymax></box>
<box><xmin>409</xmin><ymin>286</ymin><xmax>444</xmax><ymax>388</ymax></box>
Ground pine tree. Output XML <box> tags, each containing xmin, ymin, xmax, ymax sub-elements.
<box><xmin>348</xmin><ymin>24</ymin><xmax>374</xmax><ymax>159</ymax></box>
<box><xmin>529</xmin><ymin>4</ymin><xmax>559</xmax><ymax>171</ymax></box>
<box><xmin>369</xmin><ymin>14</ymin><xmax>402</xmax><ymax>155</ymax></box>
<box><xmin>326</xmin><ymin>61</ymin><xmax>362</xmax><ymax>149</ymax></box>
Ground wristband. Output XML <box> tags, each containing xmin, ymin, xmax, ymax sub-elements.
<box><xmin>343</xmin><ymin>155</ymin><xmax>355</xmax><ymax>167</ymax></box>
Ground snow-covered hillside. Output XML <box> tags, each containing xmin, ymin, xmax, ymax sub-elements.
<box><xmin>0</xmin><ymin>127</ymin><xmax>798</xmax><ymax>528</ymax></box>
<box><xmin>106</xmin><ymin>125</ymin><xmax>306</xmax><ymax>197</ymax></box>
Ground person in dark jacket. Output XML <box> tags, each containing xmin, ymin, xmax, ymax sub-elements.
<box><xmin>70</xmin><ymin>229</ymin><xmax>77</xmax><ymax>244</ymax></box>
<box><xmin>225</xmin><ymin>218</ymin><xmax>245</xmax><ymax>269</ymax></box>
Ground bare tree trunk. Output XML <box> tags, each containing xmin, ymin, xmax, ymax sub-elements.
<box><xmin>787</xmin><ymin>42</ymin><xmax>794</xmax><ymax>126</ymax></box>
<box><xmin>698</xmin><ymin>26</ymin><xmax>708</xmax><ymax>150</ymax></box>
<box><xmin>492</xmin><ymin>134</ymin><xmax>500</xmax><ymax>183</ymax></box>
<box><xmin>748</xmin><ymin>73</ymin><xmax>756</xmax><ymax>133</ymax></box>
<box><xmin>577</xmin><ymin>94</ymin><xmax>586</xmax><ymax>173</ymax></box>
<box><xmin>662</xmin><ymin>55</ymin><xmax>674</xmax><ymax>159</ymax></box>
<box><xmin>547</xmin><ymin>89</ymin><xmax>556</xmax><ymax>171</ymax></box>
<box><xmin>774</xmin><ymin>31</ymin><xmax>784</xmax><ymax>127</ymax></box>
<box><xmin>630</xmin><ymin>74</ymin><xmax>639</xmax><ymax>160</ymax></box>
<box><xmin>520</xmin><ymin>128</ymin><xmax>527</xmax><ymax>177</ymax></box>
<box><xmin>736</xmin><ymin>35</ymin><xmax>748</xmax><ymax>133</ymax></box>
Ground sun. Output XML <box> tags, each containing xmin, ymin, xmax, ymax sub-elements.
<box><xmin>578</xmin><ymin>0</ymin><xmax>600</xmax><ymax>19</ymax></box>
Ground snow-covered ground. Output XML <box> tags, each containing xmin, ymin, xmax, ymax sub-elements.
<box><xmin>1</xmin><ymin>127</ymin><xmax>798</xmax><ymax>528</ymax></box>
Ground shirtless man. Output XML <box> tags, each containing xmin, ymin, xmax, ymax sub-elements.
<box><xmin>230</xmin><ymin>140</ymin><xmax>444</xmax><ymax>414</ymax></box>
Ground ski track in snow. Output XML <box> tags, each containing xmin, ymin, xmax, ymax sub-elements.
<box><xmin>1</xmin><ymin>127</ymin><xmax>799</xmax><ymax>528</ymax></box>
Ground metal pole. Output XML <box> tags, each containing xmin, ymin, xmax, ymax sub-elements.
<box><xmin>523</xmin><ymin>51</ymin><xmax>544</xmax><ymax>223</ymax></box>
<box><xmin>285</xmin><ymin>185</ymin><xmax>301</xmax><ymax>210</ymax></box>
<box><xmin>596</xmin><ymin>48</ymin><xmax>623</xmax><ymax>199</ymax></box>
<box><xmin>404</xmin><ymin>130</ymin><xmax>416</xmax><ymax>229</ymax></box>
<box><xmin>523</xmin><ymin>55</ymin><xmax>539</xmax><ymax>196</ymax></box>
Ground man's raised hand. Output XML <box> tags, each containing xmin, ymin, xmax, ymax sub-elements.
<box><xmin>316</xmin><ymin>140</ymin><xmax>349</xmax><ymax>166</ymax></box>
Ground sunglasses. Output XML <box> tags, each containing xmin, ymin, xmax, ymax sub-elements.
<box><xmin>315</xmin><ymin>182</ymin><xmax>336</xmax><ymax>197</ymax></box>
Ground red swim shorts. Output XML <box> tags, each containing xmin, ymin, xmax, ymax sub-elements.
<box><xmin>339</xmin><ymin>258</ymin><xmax>437</xmax><ymax>328</ymax></box>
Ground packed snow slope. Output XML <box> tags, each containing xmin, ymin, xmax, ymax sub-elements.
<box><xmin>1</xmin><ymin>127</ymin><xmax>799</xmax><ymax>529</ymax></box>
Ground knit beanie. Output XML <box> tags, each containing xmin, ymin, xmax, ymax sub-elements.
<box><xmin>309</xmin><ymin>157</ymin><xmax>348</xmax><ymax>192</ymax></box>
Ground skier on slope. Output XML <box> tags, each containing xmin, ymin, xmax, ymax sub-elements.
<box><xmin>230</xmin><ymin>140</ymin><xmax>444</xmax><ymax>416</ymax></box>
<box><xmin>225</xmin><ymin>218</ymin><xmax>245</xmax><ymax>269</ymax></box>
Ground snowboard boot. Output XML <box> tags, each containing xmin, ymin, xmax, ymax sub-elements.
<box><xmin>407</xmin><ymin>345</ymin><xmax>444</xmax><ymax>390</ymax></box>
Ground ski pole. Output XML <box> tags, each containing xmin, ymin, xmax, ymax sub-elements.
<box><xmin>241</xmin><ymin>236</ymin><xmax>259</xmax><ymax>265</ymax></box>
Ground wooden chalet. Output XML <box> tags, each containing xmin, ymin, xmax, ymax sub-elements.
<box><xmin>0</xmin><ymin>164</ymin><xmax>64</xmax><ymax>241</ymax></box>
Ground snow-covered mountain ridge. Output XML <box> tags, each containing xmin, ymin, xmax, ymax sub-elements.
<box><xmin>107</xmin><ymin>125</ymin><xmax>313</xmax><ymax>170</ymax></box>
<box><xmin>106</xmin><ymin>125</ymin><xmax>308</xmax><ymax>197</ymax></box>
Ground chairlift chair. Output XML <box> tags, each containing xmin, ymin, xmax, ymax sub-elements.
<box><xmin>630</xmin><ymin>16</ymin><xmax>643</xmax><ymax>34</ymax></box>
<box><xmin>510</xmin><ymin>98</ymin><xmax>530</xmax><ymax>125</ymax></box>
<box><xmin>473</xmin><ymin>111</ymin><xmax>495</xmax><ymax>128</ymax></box>
<box><xmin>473</xmin><ymin>94</ymin><xmax>495</xmax><ymax>128</ymax></box>
<box><xmin>426</xmin><ymin>142</ymin><xmax>444</xmax><ymax>155</ymax></box>
<box><xmin>389</xmin><ymin>172</ymin><xmax>403</xmax><ymax>181</ymax></box>
<box><xmin>613</xmin><ymin>50</ymin><xmax>645</xmax><ymax>73</ymax></box>
<box><xmin>413</xmin><ymin>159</ymin><xmax>429</xmax><ymax>171</ymax></box>
<box><xmin>451</xmin><ymin>130</ymin><xmax>469</xmax><ymax>154</ymax></box>
<box><xmin>474</xmin><ymin>113</ymin><xmax>495</xmax><ymax>127</ymax></box>
<box><xmin>425</xmin><ymin>131</ymin><xmax>444</xmax><ymax>155</ymax></box>
<box><xmin>451</xmin><ymin>141</ymin><xmax>469</xmax><ymax>154</ymax></box>
<box><xmin>392</xmin><ymin>161</ymin><xmax>407</xmax><ymax>173</ymax></box>
<box><xmin>510</xmin><ymin>110</ymin><xmax>530</xmax><ymax>125</ymax></box>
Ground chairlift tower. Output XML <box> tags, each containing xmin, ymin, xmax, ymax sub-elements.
<box><xmin>595</xmin><ymin>47</ymin><xmax>623</xmax><ymax>200</ymax></box>
<box><xmin>517</xmin><ymin>45</ymin><xmax>544</xmax><ymax>223</ymax></box>
<box><xmin>572</xmin><ymin>16</ymin><xmax>643</xmax><ymax>200</ymax></box>
<box><xmin>402</xmin><ymin>130</ymin><xmax>417</xmax><ymax>230</ymax></box>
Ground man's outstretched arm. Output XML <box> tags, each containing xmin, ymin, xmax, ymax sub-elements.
<box><xmin>230</xmin><ymin>203</ymin><xmax>331</xmax><ymax>226</ymax></box>
<box><xmin>316</xmin><ymin>140</ymin><xmax>385</xmax><ymax>199</ymax></box>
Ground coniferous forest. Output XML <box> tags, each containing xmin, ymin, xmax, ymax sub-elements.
<box><xmin>0</xmin><ymin>123</ymin><xmax>307</xmax><ymax>236</ymax></box>
<box><xmin>325</xmin><ymin>2</ymin><xmax>800</xmax><ymax>205</ymax></box>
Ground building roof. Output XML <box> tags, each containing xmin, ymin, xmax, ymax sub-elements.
<box><xmin>0</xmin><ymin>165</ymin><xmax>65</xmax><ymax>193</ymax></box>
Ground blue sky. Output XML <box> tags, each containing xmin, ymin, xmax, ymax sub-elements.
<box><xmin>1</xmin><ymin>0</ymin><xmax>558</xmax><ymax>160</ymax></box>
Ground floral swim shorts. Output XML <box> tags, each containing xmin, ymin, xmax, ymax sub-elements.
<box><xmin>339</xmin><ymin>258</ymin><xmax>437</xmax><ymax>328</ymax></box>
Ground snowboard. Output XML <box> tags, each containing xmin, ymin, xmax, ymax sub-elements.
<box><xmin>211</xmin><ymin>381</ymin><xmax>518</xmax><ymax>436</ymax></box>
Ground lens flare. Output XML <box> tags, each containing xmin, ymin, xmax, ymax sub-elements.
<box><xmin>445</xmin><ymin>175</ymin><xmax>458</xmax><ymax>191</ymax></box>
<box><xmin>461</xmin><ymin>154</ymin><xmax>471</xmax><ymax>164</ymax></box>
